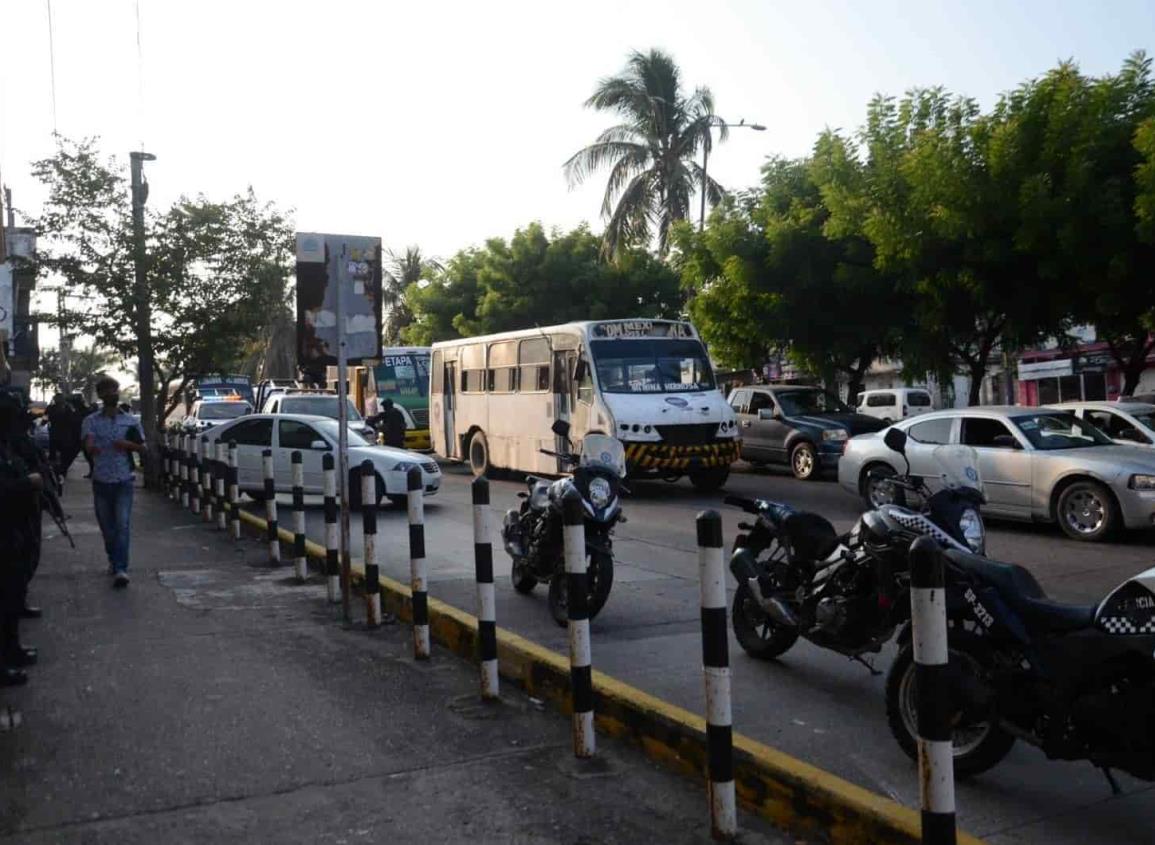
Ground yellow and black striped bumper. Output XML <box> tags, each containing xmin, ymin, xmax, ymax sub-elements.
<box><xmin>623</xmin><ymin>439</ymin><xmax>740</xmax><ymax>471</ymax></box>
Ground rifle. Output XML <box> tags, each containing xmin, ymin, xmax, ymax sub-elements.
<box><xmin>30</xmin><ymin>446</ymin><xmax>74</xmax><ymax>549</ymax></box>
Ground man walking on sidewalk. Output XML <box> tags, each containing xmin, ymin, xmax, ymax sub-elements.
<box><xmin>81</xmin><ymin>378</ymin><xmax>145</xmax><ymax>589</ymax></box>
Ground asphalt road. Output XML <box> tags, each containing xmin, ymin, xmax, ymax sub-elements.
<box><xmin>245</xmin><ymin>461</ymin><xmax>1155</xmax><ymax>844</ymax></box>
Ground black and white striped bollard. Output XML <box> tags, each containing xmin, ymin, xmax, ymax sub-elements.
<box><xmin>262</xmin><ymin>449</ymin><xmax>279</xmax><ymax>564</ymax></box>
<box><xmin>360</xmin><ymin>462</ymin><xmax>381</xmax><ymax>626</ymax></box>
<box><xmin>407</xmin><ymin>466</ymin><xmax>430</xmax><ymax>660</ymax></box>
<box><xmin>189</xmin><ymin>435</ymin><xmax>201</xmax><ymax>515</ymax></box>
<box><xmin>215</xmin><ymin>442</ymin><xmax>227</xmax><ymax>531</ymax></box>
<box><xmin>228</xmin><ymin>441</ymin><xmax>240</xmax><ymax>541</ymax></box>
<box><xmin>201</xmin><ymin>436</ymin><xmax>214</xmax><ymax>524</ymax></box>
<box><xmin>291</xmin><ymin>451</ymin><xmax>307</xmax><ymax>581</ymax></box>
<box><xmin>472</xmin><ymin>476</ymin><xmax>498</xmax><ymax>699</ymax></box>
<box><xmin>179</xmin><ymin>435</ymin><xmax>189</xmax><ymax>509</ymax></box>
<box><xmin>909</xmin><ymin>536</ymin><xmax>956</xmax><ymax>845</ymax></box>
<box><xmin>698</xmin><ymin>510</ymin><xmax>737</xmax><ymax>840</ymax></box>
<box><xmin>169</xmin><ymin>435</ymin><xmax>179</xmax><ymax>501</ymax></box>
<box><xmin>562</xmin><ymin>488</ymin><xmax>595</xmax><ymax>758</ymax></box>
<box><xmin>323</xmin><ymin>453</ymin><xmax>340</xmax><ymax>604</ymax></box>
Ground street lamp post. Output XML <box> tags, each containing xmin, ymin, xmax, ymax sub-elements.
<box><xmin>130</xmin><ymin>150</ymin><xmax>158</xmax><ymax>487</ymax></box>
<box><xmin>699</xmin><ymin>117</ymin><xmax>766</xmax><ymax>230</ymax></box>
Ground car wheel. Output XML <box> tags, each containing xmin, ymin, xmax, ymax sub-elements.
<box><xmin>861</xmin><ymin>463</ymin><xmax>905</xmax><ymax>509</ymax></box>
<box><xmin>468</xmin><ymin>430</ymin><xmax>490</xmax><ymax>478</ymax></box>
<box><xmin>1055</xmin><ymin>480</ymin><xmax>1117</xmax><ymax>542</ymax></box>
<box><xmin>790</xmin><ymin>442</ymin><xmax>817</xmax><ymax>481</ymax></box>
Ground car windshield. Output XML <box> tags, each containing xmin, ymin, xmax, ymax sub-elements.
<box><xmin>1130</xmin><ymin>411</ymin><xmax>1155</xmax><ymax>431</ymax></box>
<box><xmin>199</xmin><ymin>402</ymin><xmax>251</xmax><ymax>420</ymax></box>
<box><xmin>313</xmin><ymin>419</ymin><xmax>371</xmax><ymax>446</ymax></box>
<box><xmin>280</xmin><ymin>396</ymin><xmax>363</xmax><ymax>421</ymax></box>
<box><xmin>777</xmin><ymin>389</ymin><xmax>851</xmax><ymax>416</ymax></box>
<box><xmin>590</xmin><ymin>339</ymin><xmax>715</xmax><ymax>394</ymax></box>
<box><xmin>1013</xmin><ymin>412</ymin><xmax>1113</xmax><ymax>450</ymax></box>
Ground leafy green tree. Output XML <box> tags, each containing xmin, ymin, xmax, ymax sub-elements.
<box><xmin>565</xmin><ymin>49</ymin><xmax>724</xmax><ymax>257</ymax></box>
<box><xmin>31</xmin><ymin>137</ymin><xmax>295</xmax><ymax>421</ymax></box>
<box><xmin>31</xmin><ymin>349</ymin><xmax>62</xmax><ymax>400</ymax></box>
<box><xmin>403</xmin><ymin>223</ymin><xmax>682</xmax><ymax>344</ymax></box>
<box><xmin>677</xmin><ymin>157</ymin><xmax>903</xmax><ymax>400</ymax></box>
<box><xmin>383</xmin><ymin>246</ymin><xmax>443</xmax><ymax>344</ymax></box>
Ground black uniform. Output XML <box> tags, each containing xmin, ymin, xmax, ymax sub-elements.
<box><xmin>369</xmin><ymin>402</ymin><xmax>407</xmax><ymax>449</ymax></box>
<box><xmin>0</xmin><ymin>391</ymin><xmax>41</xmax><ymax>682</ymax></box>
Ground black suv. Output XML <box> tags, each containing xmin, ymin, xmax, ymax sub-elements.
<box><xmin>727</xmin><ymin>385</ymin><xmax>886</xmax><ymax>479</ymax></box>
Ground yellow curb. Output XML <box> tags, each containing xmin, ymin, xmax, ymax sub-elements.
<box><xmin>220</xmin><ymin>500</ymin><xmax>984</xmax><ymax>844</ymax></box>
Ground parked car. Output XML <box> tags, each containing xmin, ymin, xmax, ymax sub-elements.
<box><xmin>855</xmin><ymin>388</ymin><xmax>934</xmax><ymax>423</ymax></box>
<box><xmin>181</xmin><ymin>398</ymin><xmax>253</xmax><ymax>434</ymax></box>
<box><xmin>1054</xmin><ymin>401</ymin><xmax>1155</xmax><ymax>447</ymax></box>
<box><xmin>261</xmin><ymin>392</ymin><xmax>376</xmax><ymax>441</ymax></box>
<box><xmin>1120</xmin><ymin>392</ymin><xmax>1155</xmax><ymax>406</ymax></box>
<box><xmin>207</xmin><ymin>413</ymin><xmax>441</xmax><ymax>507</ymax></box>
<box><xmin>838</xmin><ymin>405</ymin><xmax>1155</xmax><ymax>541</ymax></box>
<box><xmin>728</xmin><ymin>384</ymin><xmax>887</xmax><ymax>480</ymax></box>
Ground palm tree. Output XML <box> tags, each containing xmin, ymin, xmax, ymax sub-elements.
<box><xmin>383</xmin><ymin>246</ymin><xmax>443</xmax><ymax>344</ymax></box>
<box><xmin>565</xmin><ymin>49</ymin><xmax>726</xmax><ymax>258</ymax></box>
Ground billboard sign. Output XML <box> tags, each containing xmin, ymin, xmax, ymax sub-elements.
<box><xmin>295</xmin><ymin>232</ymin><xmax>382</xmax><ymax>366</ymax></box>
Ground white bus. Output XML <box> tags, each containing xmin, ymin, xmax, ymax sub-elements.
<box><xmin>430</xmin><ymin>319</ymin><xmax>740</xmax><ymax>490</ymax></box>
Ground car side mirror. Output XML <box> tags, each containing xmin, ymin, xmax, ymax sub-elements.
<box><xmin>551</xmin><ymin>419</ymin><xmax>571</xmax><ymax>438</ymax></box>
<box><xmin>991</xmin><ymin>434</ymin><xmax>1021</xmax><ymax>450</ymax></box>
<box><xmin>758</xmin><ymin>408</ymin><xmax>775</xmax><ymax>421</ymax></box>
<box><xmin>310</xmin><ymin>439</ymin><xmax>329</xmax><ymax>450</ymax></box>
<box><xmin>883</xmin><ymin>428</ymin><xmax>907</xmax><ymax>455</ymax></box>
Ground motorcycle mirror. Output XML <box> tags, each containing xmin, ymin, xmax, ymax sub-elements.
<box><xmin>551</xmin><ymin>419</ymin><xmax>571</xmax><ymax>438</ymax></box>
<box><xmin>883</xmin><ymin>427</ymin><xmax>907</xmax><ymax>455</ymax></box>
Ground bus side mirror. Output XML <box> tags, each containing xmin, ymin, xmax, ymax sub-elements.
<box><xmin>551</xmin><ymin>419</ymin><xmax>571</xmax><ymax>438</ymax></box>
<box><xmin>573</xmin><ymin>358</ymin><xmax>587</xmax><ymax>383</ymax></box>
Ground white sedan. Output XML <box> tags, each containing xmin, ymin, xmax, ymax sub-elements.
<box><xmin>206</xmin><ymin>413</ymin><xmax>441</xmax><ymax>507</ymax></box>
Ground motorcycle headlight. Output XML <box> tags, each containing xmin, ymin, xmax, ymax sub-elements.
<box><xmin>588</xmin><ymin>477</ymin><xmax>613</xmax><ymax>509</ymax></box>
<box><xmin>959</xmin><ymin>508</ymin><xmax>985</xmax><ymax>553</ymax></box>
<box><xmin>821</xmin><ymin>429</ymin><xmax>848</xmax><ymax>442</ymax></box>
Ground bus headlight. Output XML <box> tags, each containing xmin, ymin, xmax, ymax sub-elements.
<box><xmin>588</xmin><ymin>477</ymin><xmax>613</xmax><ymax>509</ymax></box>
<box><xmin>959</xmin><ymin>508</ymin><xmax>985</xmax><ymax>553</ymax></box>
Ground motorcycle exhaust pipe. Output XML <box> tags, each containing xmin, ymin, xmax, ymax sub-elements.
<box><xmin>730</xmin><ymin>549</ymin><xmax>798</xmax><ymax>628</ymax></box>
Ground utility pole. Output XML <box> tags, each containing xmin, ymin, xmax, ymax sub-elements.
<box><xmin>130</xmin><ymin>150</ymin><xmax>158</xmax><ymax>486</ymax></box>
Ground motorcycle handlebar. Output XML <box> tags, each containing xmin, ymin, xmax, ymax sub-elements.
<box><xmin>723</xmin><ymin>495</ymin><xmax>761</xmax><ymax>514</ymax></box>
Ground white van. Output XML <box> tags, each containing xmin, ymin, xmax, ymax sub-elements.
<box><xmin>856</xmin><ymin>388</ymin><xmax>933</xmax><ymax>423</ymax></box>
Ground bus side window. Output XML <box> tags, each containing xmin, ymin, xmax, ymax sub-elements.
<box><xmin>518</xmin><ymin>338</ymin><xmax>551</xmax><ymax>393</ymax></box>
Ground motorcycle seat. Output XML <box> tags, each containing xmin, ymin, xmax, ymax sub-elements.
<box><xmin>944</xmin><ymin>550</ymin><xmax>1096</xmax><ymax>633</ymax></box>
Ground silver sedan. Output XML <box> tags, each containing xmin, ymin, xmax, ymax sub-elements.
<box><xmin>838</xmin><ymin>405</ymin><xmax>1155</xmax><ymax>541</ymax></box>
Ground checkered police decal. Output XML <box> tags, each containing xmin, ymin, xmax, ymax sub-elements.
<box><xmin>1097</xmin><ymin>616</ymin><xmax>1155</xmax><ymax>635</ymax></box>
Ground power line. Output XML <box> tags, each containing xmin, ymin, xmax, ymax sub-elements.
<box><xmin>45</xmin><ymin>0</ymin><xmax>58</xmax><ymax>135</ymax></box>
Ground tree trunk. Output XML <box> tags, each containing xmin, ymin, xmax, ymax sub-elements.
<box><xmin>966</xmin><ymin>359</ymin><xmax>986</xmax><ymax>406</ymax></box>
<box><xmin>1110</xmin><ymin>336</ymin><xmax>1155</xmax><ymax>396</ymax></box>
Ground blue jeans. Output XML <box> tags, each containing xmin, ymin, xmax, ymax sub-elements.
<box><xmin>93</xmin><ymin>480</ymin><xmax>134</xmax><ymax>574</ymax></box>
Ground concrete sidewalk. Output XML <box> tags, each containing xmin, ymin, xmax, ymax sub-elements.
<box><xmin>0</xmin><ymin>480</ymin><xmax>791</xmax><ymax>844</ymax></box>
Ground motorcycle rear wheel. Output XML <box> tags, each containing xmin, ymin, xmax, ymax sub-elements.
<box><xmin>511</xmin><ymin>558</ymin><xmax>537</xmax><ymax>594</ymax></box>
<box><xmin>547</xmin><ymin>551</ymin><xmax>614</xmax><ymax>627</ymax></box>
<box><xmin>885</xmin><ymin>641</ymin><xmax>1015</xmax><ymax>778</ymax></box>
<box><xmin>731</xmin><ymin>583</ymin><xmax>799</xmax><ymax>660</ymax></box>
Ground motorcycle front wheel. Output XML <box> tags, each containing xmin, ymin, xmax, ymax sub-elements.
<box><xmin>511</xmin><ymin>557</ymin><xmax>537</xmax><ymax>594</ymax></box>
<box><xmin>547</xmin><ymin>550</ymin><xmax>614</xmax><ymax>627</ymax></box>
<box><xmin>731</xmin><ymin>583</ymin><xmax>799</xmax><ymax>660</ymax></box>
<box><xmin>885</xmin><ymin>641</ymin><xmax>1015</xmax><ymax>778</ymax></box>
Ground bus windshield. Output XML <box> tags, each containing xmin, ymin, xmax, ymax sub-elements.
<box><xmin>590</xmin><ymin>339</ymin><xmax>715</xmax><ymax>394</ymax></box>
<box><xmin>376</xmin><ymin>353</ymin><xmax>431</xmax><ymax>400</ymax></box>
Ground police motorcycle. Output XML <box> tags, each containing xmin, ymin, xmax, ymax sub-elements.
<box><xmin>502</xmin><ymin>420</ymin><xmax>625</xmax><ymax>626</ymax></box>
<box><xmin>886</xmin><ymin>538</ymin><xmax>1155</xmax><ymax>786</ymax></box>
<box><xmin>727</xmin><ymin>428</ymin><xmax>986</xmax><ymax>669</ymax></box>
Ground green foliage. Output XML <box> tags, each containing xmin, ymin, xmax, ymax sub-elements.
<box><xmin>383</xmin><ymin>246</ymin><xmax>443</xmax><ymax>344</ymax></box>
<box><xmin>31</xmin><ymin>137</ymin><xmax>295</xmax><ymax>416</ymax></box>
<box><xmin>676</xmin><ymin>157</ymin><xmax>903</xmax><ymax>399</ymax></box>
<box><xmin>565</xmin><ymin>49</ymin><xmax>724</xmax><ymax>257</ymax></box>
<box><xmin>402</xmin><ymin>222</ymin><xmax>682</xmax><ymax>345</ymax></box>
